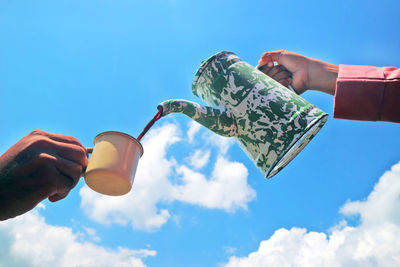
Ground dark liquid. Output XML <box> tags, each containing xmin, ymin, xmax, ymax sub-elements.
<box><xmin>137</xmin><ymin>108</ymin><xmax>163</xmax><ymax>141</ymax></box>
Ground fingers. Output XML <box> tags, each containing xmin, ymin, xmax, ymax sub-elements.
<box><xmin>48</xmin><ymin>193</ymin><xmax>66</xmax><ymax>202</ymax></box>
<box><xmin>47</xmin><ymin>155</ymin><xmax>84</xmax><ymax>202</ymax></box>
<box><xmin>27</xmin><ymin>132</ymin><xmax>88</xmax><ymax>167</ymax></box>
<box><xmin>271</xmin><ymin>68</ymin><xmax>291</xmax><ymax>81</ymax></box>
<box><xmin>258</xmin><ymin>64</ymin><xmax>286</xmax><ymax>76</ymax></box>
<box><xmin>279</xmin><ymin>79</ymin><xmax>292</xmax><ymax>87</ymax></box>
<box><xmin>48</xmin><ymin>192</ymin><xmax>68</xmax><ymax>202</ymax></box>
<box><xmin>31</xmin><ymin>153</ymin><xmax>83</xmax><ymax>202</ymax></box>
<box><xmin>265</xmin><ymin>65</ymin><xmax>288</xmax><ymax>77</ymax></box>
<box><xmin>259</xmin><ymin>64</ymin><xmax>292</xmax><ymax>86</ymax></box>
<box><xmin>30</xmin><ymin>130</ymin><xmax>85</xmax><ymax>149</ymax></box>
<box><xmin>21</xmin><ymin>132</ymin><xmax>88</xmax><ymax>201</ymax></box>
<box><xmin>53</xmin><ymin>153</ymin><xmax>83</xmax><ymax>187</ymax></box>
<box><xmin>0</xmin><ymin>131</ymin><xmax>89</xmax><ymax>219</ymax></box>
<box><xmin>257</xmin><ymin>50</ymin><xmax>286</xmax><ymax>68</ymax></box>
<box><xmin>51</xmin><ymin>140</ymin><xmax>88</xmax><ymax>167</ymax></box>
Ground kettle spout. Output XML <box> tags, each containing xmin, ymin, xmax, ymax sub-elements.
<box><xmin>158</xmin><ymin>99</ymin><xmax>237</xmax><ymax>137</ymax></box>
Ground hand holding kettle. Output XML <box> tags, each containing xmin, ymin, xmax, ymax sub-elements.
<box><xmin>258</xmin><ymin>50</ymin><xmax>400</xmax><ymax>123</ymax></box>
<box><xmin>257</xmin><ymin>50</ymin><xmax>339</xmax><ymax>95</ymax></box>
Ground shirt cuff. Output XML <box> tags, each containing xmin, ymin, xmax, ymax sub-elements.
<box><xmin>334</xmin><ymin>64</ymin><xmax>386</xmax><ymax>122</ymax></box>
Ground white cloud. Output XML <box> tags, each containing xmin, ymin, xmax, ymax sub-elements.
<box><xmin>83</xmin><ymin>226</ymin><xmax>101</xmax><ymax>242</ymax></box>
<box><xmin>225</xmin><ymin>246</ymin><xmax>238</xmax><ymax>254</ymax></box>
<box><xmin>204</xmin><ymin>133</ymin><xmax>234</xmax><ymax>155</ymax></box>
<box><xmin>0</xmin><ymin>210</ymin><xmax>155</xmax><ymax>267</ymax></box>
<box><xmin>186</xmin><ymin>149</ymin><xmax>211</xmax><ymax>169</ymax></box>
<box><xmin>174</xmin><ymin>156</ymin><xmax>255</xmax><ymax>212</ymax></box>
<box><xmin>187</xmin><ymin>120</ymin><xmax>202</xmax><ymax>144</ymax></box>
<box><xmin>80</xmin><ymin>122</ymin><xmax>255</xmax><ymax>231</ymax></box>
<box><xmin>224</xmin><ymin>162</ymin><xmax>400</xmax><ymax>267</ymax></box>
<box><xmin>187</xmin><ymin>120</ymin><xmax>234</xmax><ymax>154</ymax></box>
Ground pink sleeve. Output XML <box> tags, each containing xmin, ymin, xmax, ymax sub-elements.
<box><xmin>334</xmin><ymin>64</ymin><xmax>400</xmax><ymax>123</ymax></box>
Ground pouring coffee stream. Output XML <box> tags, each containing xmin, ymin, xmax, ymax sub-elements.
<box><xmin>85</xmin><ymin>108</ymin><xmax>162</xmax><ymax>156</ymax></box>
<box><xmin>137</xmin><ymin>108</ymin><xmax>163</xmax><ymax>141</ymax></box>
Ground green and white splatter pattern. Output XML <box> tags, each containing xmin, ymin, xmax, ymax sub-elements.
<box><xmin>159</xmin><ymin>51</ymin><xmax>328</xmax><ymax>178</ymax></box>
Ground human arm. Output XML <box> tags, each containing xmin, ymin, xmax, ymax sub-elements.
<box><xmin>257</xmin><ymin>50</ymin><xmax>400</xmax><ymax>123</ymax></box>
<box><xmin>257</xmin><ymin>50</ymin><xmax>338</xmax><ymax>95</ymax></box>
<box><xmin>0</xmin><ymin>130</ymin><xmax>88</xmax><ymax>220</ymax></box>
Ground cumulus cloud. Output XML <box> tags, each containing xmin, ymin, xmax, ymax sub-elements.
<box><xmin>83</xmin><ymin>227</ymin><xmax>101</xmax><ymax>242</ymax></box>
<box><xmin>174</xmin><ymin>156</ymin><xmax>255</xmax><ymax>212</ymax></box>
<box><xmin>204</xmin><ymin>133</ymin><xmax>234</xmax><ymax>155</ymax></box>
<box><xmin>186</xmin><ymin>120</ymin><xmax>234</xmax><ymax>154</ymax></box>
<box><xmin>0</xmin><ymin>210</ymin><xmax>155</xmax><ymax>267</ymax></box>
<box><xmin>224</xmin><ymin>162</ymin><xmax>400</xmax><ymax>267</ymax></box>
<box><xmin>186</xmin><ymin>149</ymin><xmax>211</xmax><ymax>169</ymax></box>
<box><xmin>187</xmin><ymin>121</ymin><xmax>202</xmax><ymax>144</ymax></box>
<box><xmin>80</xmin><ymin>122</ymin><xmax>255</xmax><ymax>231</ymax></box>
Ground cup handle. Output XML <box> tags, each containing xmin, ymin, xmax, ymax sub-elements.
<box><xmin>82</xmin><ymin>148</ymin><xmax>93</xmax><ymax>177</ymax></box>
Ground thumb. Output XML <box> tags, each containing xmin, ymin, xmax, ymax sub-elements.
<box><xmin>257</xmin><ymin>50</ymin><xmax>285</xmax><ymax>68</ymax></box>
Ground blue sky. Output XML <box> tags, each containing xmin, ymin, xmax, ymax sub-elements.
<box><xmin>1</xmin><ymin>1</ymin><xmax>400</xmax><ymax>266</ymax></box>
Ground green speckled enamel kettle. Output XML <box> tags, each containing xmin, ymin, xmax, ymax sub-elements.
<box><xmin>158</xmin><ymin>51</ymin><xmax>328</xmax><ymax>178</ymax></box>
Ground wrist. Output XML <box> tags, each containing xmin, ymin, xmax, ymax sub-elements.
<box><xmin>308</xmin><ymin>59</ymin><xmax>338</xmax><ymax>96</ymax></box>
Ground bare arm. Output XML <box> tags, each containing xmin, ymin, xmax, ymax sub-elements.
<box><xmin>257</xmin><ymin>50</ymin><xmax>400</xmax><ymax>123</ymax></box>
<box><xmin>257</xmin><ymin>50</ymin><xmax>338</xmax><ymax>95</ymax></box>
